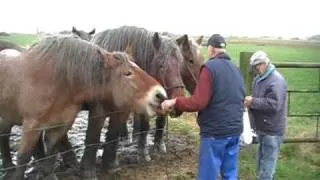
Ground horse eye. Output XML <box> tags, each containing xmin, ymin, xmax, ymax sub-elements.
<box><xmin>125</xmin><ymin>71</ymin><xmax>132</xmax><ymax>76</ymax></box>
<box><xmin>189</xmin><ymin>59</ymin><xmax>194</xmax><ymax>64</ymax></box>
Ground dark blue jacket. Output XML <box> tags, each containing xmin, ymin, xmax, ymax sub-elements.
<box><xmin>198</xmin><ymin>53</ymin><xmax>245</xmax><ymax>138</ymax></box>
<box><xmin>249</xmin><ymin>65</ymin><xmax>288</xmax><ymax>136</ymax></box>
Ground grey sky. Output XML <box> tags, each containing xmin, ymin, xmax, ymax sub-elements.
<box><xmin>1</xmin><ymin>0</ymin><xmax>319</xmax><ymax>38</ymax></box>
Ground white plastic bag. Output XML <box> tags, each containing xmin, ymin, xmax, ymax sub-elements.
<box><xmin>240</xmin><ymin>108</ymin><xmax>255</xmax><ymax>146</ymax></box>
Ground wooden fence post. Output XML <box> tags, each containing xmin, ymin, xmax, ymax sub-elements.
<box><xmin>240</xmin><ymin>52</ymin><xmax>254</xmax><ymax>95</ymax></box>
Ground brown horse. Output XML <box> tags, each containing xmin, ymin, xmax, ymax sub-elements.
<box><xmin>0</xmin><ymin>48</ymin><xmax>80</xmax><ymax>179</ymax></box>
<box><xmin>127</xmin><ymin>33</ymin><xmax>204</xmax><ymax>155</ymax></box>
<box><xmin>77</xmin><ymin>26</ymin><xmax>186</xmax><ymax>179</ymax></box>
<box><xmin>0</xmin><ymin>35</ymin><xmax>167</xmax><ymax>180</ymax></box>
<box><xmin>71</xmin><ymin>26</ymin><xmax>96</xmax><ymax>41</ymax></box>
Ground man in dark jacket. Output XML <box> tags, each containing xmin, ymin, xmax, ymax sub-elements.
<box><xmin>161</xmin><ymin>34</ymin><xmax>245</xmax><ymax>180</ymax></box>
<box><xmin>244</xmin><ymin>50</ymin><xmax>288</xmax><ymax>180</ymax></box>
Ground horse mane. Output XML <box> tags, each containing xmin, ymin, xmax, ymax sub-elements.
<box><xmin>91</xmin><ymin>26</ymin><xmax>183</xmax><ymax>73</ymax></box>
<box><xmin>23</xmin><ymin>35</ymin><xmax>126</xmax><ymax>89</ymax></box>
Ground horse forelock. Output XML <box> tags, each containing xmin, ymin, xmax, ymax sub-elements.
<box><xmin>156</xmin><ymin>35</ymin><xmax>183</xmax><ymax>67</ymax></box>
<box><xmin>24</xmin><ymin>35</ymin><xmax>109</xmax><ymax>90</ymax></box>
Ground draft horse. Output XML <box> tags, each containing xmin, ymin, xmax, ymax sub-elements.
<box><xmin>78</xmin><ymin>25</ymin><xmax>186</xmax><ymax>179</ymax></box>
<box><xmin>0</xmin><ymin>35</ymin><xmax>167</xmax><ymax>180</ymax></box>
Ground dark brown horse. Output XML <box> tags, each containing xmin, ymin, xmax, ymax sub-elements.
<box><xmin>77</xmin><ymin>26</ymin><xmax>186</xmax><ymax>179</ymax></box>
<box><xmin>71</xmin><ymin>26</ymin><xmax>96</xmax><ymax>41</ymax></box>
<box><xmin>0</xmin><ymin>35</ymin><xmax>167</xmax><ymax>180</ymax></box>
<box><xmin>125</xmin><ymin>33</ymin><xmax>204</xmax><ymax>160</ymax></box>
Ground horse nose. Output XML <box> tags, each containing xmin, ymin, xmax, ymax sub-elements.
<box><xmin>156</xmin><ymin>92</ymin><xmax>166</xmax><ymax>102</ymax></box>
<box><xmin>153</xmin><ymin>85</ymin><xmax>167</xmax><ymax>103</ymax></box>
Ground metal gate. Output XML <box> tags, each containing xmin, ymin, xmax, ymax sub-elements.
<box><xmin>240</xmin><ymin>52</ymin><xmax>320</xmax><ymax>143</ymax></box>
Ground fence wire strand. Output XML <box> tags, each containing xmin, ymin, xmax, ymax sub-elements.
<box><xmin>0</xmin><ymin>110</ymin><xmax>195</xmax><ymax>180</ymax></box>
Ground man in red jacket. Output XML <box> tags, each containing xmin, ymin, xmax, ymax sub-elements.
<box><xmin>161</xmin><ymin>34</ymin><xmax>245</xmax><ymax>180</ymax></box>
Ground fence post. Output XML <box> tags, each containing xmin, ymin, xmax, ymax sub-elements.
<box><xmin>240</xmin><ymin>52</ymin><xmax>254</xmax><ymax>95</ymax></box>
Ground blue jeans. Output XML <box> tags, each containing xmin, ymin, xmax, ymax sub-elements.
<box><xmin>197</xmin><ymin>135</ymin><xmax>240</xmax><ymax>180</ymax></box>
<box><xmin>257</xmin><ymin>135</ymin><xmax>283</xmax><ymax>180</ymax></box>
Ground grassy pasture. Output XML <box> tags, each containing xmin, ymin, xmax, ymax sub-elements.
<box><xmin>1</xmin><ymin>33</ymin><xmax>319</xmax><ymax>179</ymax></box>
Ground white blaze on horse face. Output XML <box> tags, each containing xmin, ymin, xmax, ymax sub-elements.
<box><xmin>0</xmin><ymin>49</ymin><xmax>21</xmax><ymax>58</ymax></box>
<box><xmin>143</xmin><ymin>85</ymin><xmax>167</xmax><ymax>117</ymax></box>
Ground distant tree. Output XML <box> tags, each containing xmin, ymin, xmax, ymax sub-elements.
<box><xmin>308</xmin><ymin>35</ymin><xmax>320</xmax><ymax>41</ymax></box>
<box><xmin>291</xmin><ymin>37</ymin><xmax>300</xmax><ymax>40</ymax></box>
<box><xmin>0</xmin><ymin>32</ymin><xmax>9</xmax><ymax>36</ymax></box>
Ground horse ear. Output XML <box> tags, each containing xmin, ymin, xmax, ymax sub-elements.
<box><xmin>89</xmin><ymin>28</ymin><xmax>95</xmax><ymax>35</ymax></box>
<box><xmin>72</xmin><ymin>26</ymin><xmax>77</xmax><ymax>33</ymax></box>
<box><xmin>196</xmin><ymin>35</ymin><xmax>203</xmax><ymax>45</ymax></box>
<box><xmin>152</xmin><ymin>32</ymin><xmax>161</xmax><ymax>50</ymax></box>
<box><xmin>176</xmin><ymin>34</ymin><xmax>188</xmax><ymax>45</ymax></box>
<box><xmin>97</xmin><ymin>48</ymin><xmax>118</xmax><ymax>68</ymax></box>
<box><xmin>176</xmin><ymin>34</ymin><xmax>190</xmax><ymax>50</ymax></box>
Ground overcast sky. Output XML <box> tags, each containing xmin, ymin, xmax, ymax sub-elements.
<box><xmin>1</xmin><ymin>0</ymin><xmax>319</xmax><ymax>38</ymax></box>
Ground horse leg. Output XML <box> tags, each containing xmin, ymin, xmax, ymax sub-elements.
<box><xmin>0</xmin><ymin>125</ymin><xmax>15</xmax><ymax>178</ymax></box>
<box><xmin>35</xmin><ymin>105</ymin><xmax>79</xmax><ymax>180</ymax></box>
<box><xmin>57</xmin><ymin>134</ymin><xmax>79</xmax><ymax>170</ymax></box>
<box><xmin>132</xmin><ymin>113</ymin><xmax>141</xmax><ymax>142</ymax></box>
<box><xmin>153</xmin><ymin>115</ymin><xmax>167</xmax><ymax>154</ymax></box>
<box><xmin>10</xmin><ymin>120</ymin><xmax>42</xmax><ymax>180</ymax></box>
<box><xmin>102</xmin><ymin>112</ymin><xmax>130</xmax><ymax>172</ymax></box>
<box><xmin>136</xmin><ymin>114</ymin><xmax>151</xmax><ymax>163</ymax></box>
<box><xmin>119</xmin><ymin>122</ymin><xmax>129</xmax><ymax>141</ymax></box>
<box><xmin>39</xmin><ymin>127</ymin><xmax>72</xmax><ymax>180</ymax></box>
<box><xmin>80</xmin><ymin>104</ymin><xmax>105</xmax><ymax>180</ymax></box>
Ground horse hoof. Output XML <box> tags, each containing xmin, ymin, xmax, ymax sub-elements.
<box><xmin>156</xmin><ymin>142</ymin><xmax>167</xmax><ymax>154</ymax></box>
<box><xmin>137</xmin><ymin>153</ymin><xmax>151</xmax><ymax>163</ymax></box>
<box><xmin>107</xmin><ymin>166</ymin><xmax>122</xmax><ymax>174</ymax></box>
<box><xmin>144</xmin><ymin>154</ymin><xmax>151</xmax><ymax>162</ymax></box>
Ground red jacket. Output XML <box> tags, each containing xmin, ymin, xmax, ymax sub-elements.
<box><xmin>175</xmin><ymin>66</ymin><xmax>212</xmax><ymax>112</ymax></box>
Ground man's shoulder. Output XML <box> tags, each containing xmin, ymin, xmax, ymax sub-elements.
<box><xmin>271</xmin><ymin>70</ymin><xmax>286</xmax><ymax>83</ymax></box>
<box><xmin>267</xmin><ymin>70</ymin><xmax>287</xmax><ymax>89</ymax></box>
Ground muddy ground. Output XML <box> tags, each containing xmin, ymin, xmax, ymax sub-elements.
<box><xmin>3</xmin><ymin>111</ymin><xmax>199</xmax><ymax>180</ymax></box>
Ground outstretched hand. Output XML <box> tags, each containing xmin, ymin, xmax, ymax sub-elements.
<box><xmin>161</xmin><ymin>98</ymin><xmax>177</xmax><ymax>113</ymax></box>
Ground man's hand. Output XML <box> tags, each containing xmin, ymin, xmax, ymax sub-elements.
<box><xmin>244</xmin><ymin>96</ymin><xmax>253</xmax><ymax>107</ymax></box>
<box><xmin>161</xmin><ymin>98</ymin><xmax>177</xmax><ymax>113</ymax></box>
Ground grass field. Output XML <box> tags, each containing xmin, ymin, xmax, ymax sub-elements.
<box><xmin>1</xmin><ymin>33</ymin><xmax>319</xmax><ymax>179</ymax></box>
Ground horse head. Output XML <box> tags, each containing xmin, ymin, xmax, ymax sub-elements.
<box><xmin>97</xmin><ymin>48</ymin><xmax>167</xmax><ymax>117</ymax></box>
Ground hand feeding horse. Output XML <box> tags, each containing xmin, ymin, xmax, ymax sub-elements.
<box><xmin>0</xmin><ymin>35</ymin><xmax>167</xmax><ymax>180</ymax></box>
<box><xmin>73</xmin><ymin>25</ymin><xmax>186</xmax><ymax>179</ymax></box>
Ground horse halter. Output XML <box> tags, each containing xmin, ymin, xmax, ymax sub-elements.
<box><xmin>163</xmin><ymin>83</ymin><xmax>185</xmax><ymax>92</ymax></box>
<box><xmin>184</xmin><ymin>60</ymin><xmax>199</xmax><ymax>86</ymax></box>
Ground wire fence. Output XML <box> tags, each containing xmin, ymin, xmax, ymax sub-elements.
<box><xmin>0</xmin><ymin>110</ymin><xmax>199</xmax><ymax>180</ymax></box>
